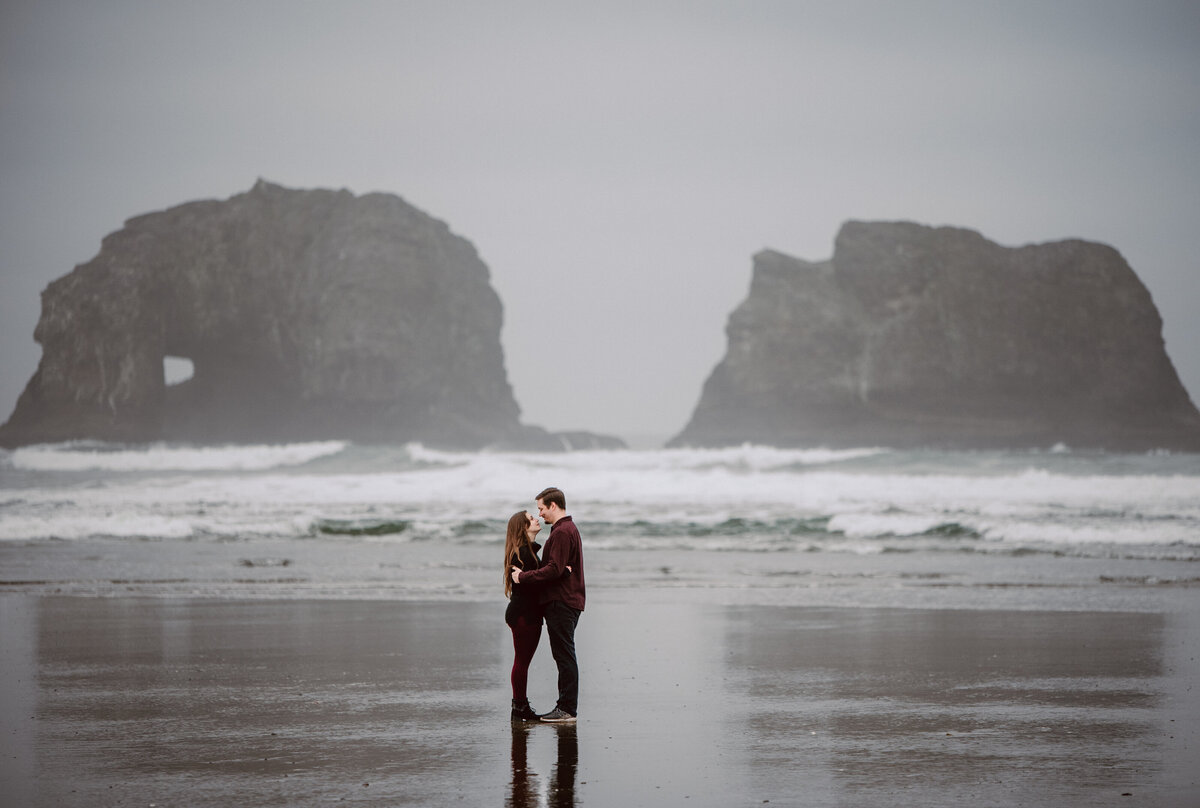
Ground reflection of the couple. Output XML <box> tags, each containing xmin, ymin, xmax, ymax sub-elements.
<box><xmin>507</xmin><ymin>722</ymin><xmax>578</xmax><ymax>808</ymax></box>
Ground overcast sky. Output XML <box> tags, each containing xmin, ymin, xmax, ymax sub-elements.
<box><xmin>2</xmin><ymin>1</ymin><xmax>1198</xmax><ymax>444</ymax></box>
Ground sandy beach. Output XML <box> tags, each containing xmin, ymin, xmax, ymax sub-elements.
<box><xmin>1</xmin><ymin>591</ymin><xmax>1196</xmax><ymax>807</ymax></box>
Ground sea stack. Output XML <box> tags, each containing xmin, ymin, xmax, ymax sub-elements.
<box><xmin>0</xmin><ymin>181</ymin><xmax>618</xmax><ymax>450</ymax></box>
<box><xmin>670</xmin><ymin>220</ymin><xmax>1200</xmax><ymax>451</ymax></box>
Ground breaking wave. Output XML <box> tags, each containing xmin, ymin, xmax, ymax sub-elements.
<box><xmin>8</xmin><ymin>440</ymin><xmax>348</xmax><ymax>472</ymax></box>
<box><xmin>1</xmin><ymin>442</ymin><xmax>1198</xmax><ymax>559</ymax></box>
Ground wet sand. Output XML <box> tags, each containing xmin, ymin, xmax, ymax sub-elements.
<box><xmin>1</xmin><ymin>593</ymin><xmax>1197</xmax><ymax>807</ymax></box>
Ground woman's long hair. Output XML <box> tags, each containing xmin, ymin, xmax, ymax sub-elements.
<box><xmin>503</xmin><ymin>511</ymin><xmax>535</xmax><ymax>599</ymax></box>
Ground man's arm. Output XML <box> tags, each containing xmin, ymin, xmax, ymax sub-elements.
<box><xmin>515</xmin><ymin>532</ymin><xmax>573</xmax><ymax>584</ymax></box>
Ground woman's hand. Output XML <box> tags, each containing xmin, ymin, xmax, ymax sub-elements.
<box><xmin>511</xmin><ymin>566</ymin><xmax>522</xmax><ymax>583</ymax></box>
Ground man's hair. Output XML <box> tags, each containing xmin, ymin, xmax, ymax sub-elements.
<box><xmin>536</xmin><ymin>487</ymin><xmax>566</xmax><ymax>510</ymax></box>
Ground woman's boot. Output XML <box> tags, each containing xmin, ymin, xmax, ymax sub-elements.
<box><xmin>511</xmin><ymin>699</ymin><xmax>540</xmax><ymax>722</ymax></box>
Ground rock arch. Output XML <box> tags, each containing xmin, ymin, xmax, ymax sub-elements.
<box><xmin>1</xmin><ymin>181</ymin><xmax>524</xmax><ymax>448</ymax></box>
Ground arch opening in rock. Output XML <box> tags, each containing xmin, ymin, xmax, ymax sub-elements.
<box><xmin>164</xmin><ymin>356</ymin><xmax>195</xmax><ymax>386</ymax></box>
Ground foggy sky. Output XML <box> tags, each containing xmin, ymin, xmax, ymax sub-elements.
<box><xmin>2</xmin><ymin>1</ymin><xmax>1198</xmax><ymax>443</ymax></box>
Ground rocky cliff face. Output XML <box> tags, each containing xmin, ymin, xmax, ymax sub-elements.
<box><xmin>0</xmin><ymin>180</ymin><xmax>613</xmax><ymax>449</ymax></box>
<box><xmin>670</xmin><ymin>221</ymin><xmax>1200</xmax><ymax>451</ymax></box>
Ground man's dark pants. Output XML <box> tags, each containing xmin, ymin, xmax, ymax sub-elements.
<box><xmin>544</xmin><ymin>601</ymin><xmax>581</xmax><ymax>715</ymax></box>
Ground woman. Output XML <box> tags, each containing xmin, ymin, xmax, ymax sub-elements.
<box><xmin>504</xmin><ymin>510</ymin><xmax>545</xmax><ymax>721</ymax></box>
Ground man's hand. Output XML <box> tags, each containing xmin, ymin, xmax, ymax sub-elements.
<box><xmin>511</xmin><ymin>566</ymin><xmax>522</xmax><ymax>584</ymax></box>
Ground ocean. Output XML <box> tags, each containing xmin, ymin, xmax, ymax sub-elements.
<box><xmin>2</xmin><ymin>441</ymin><xmax>1198</xmax><ymax>612</ymax></box>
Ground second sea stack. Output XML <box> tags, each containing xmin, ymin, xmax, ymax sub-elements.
<box><xmin>669</xmin><ymin>220</ymin><xmax>1200</xmax><ymax>451</ymax></box>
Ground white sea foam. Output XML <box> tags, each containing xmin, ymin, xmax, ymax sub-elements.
<box><xmin>409</xmin><ymin>443</ymin><xmax>889</xmax><ymax>474</ymax></box>
<box><xmin>1</xmin><ymin>445</ymin><xmax>1198</xmax><ymax>550</ymax></box>
<box><xmin>9</xmin><ymin>440</ymin><xmax>348</xmax><ymax>472</ymax></box>
<box><xmin>0</xmin><ymin>513</ymin><xmax>199</xmax><ymax>541</ymax></box>
<box><xmin>826</xmin><ymin>512</ymin><xmax>960</xmax><ymax>538</ymax></box>
<box><xmin>978</xmin><ymin>519</ymin><xmax>1200</xmax><ymax>547</ymax></box>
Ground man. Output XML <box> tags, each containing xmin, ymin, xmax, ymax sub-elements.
<box><xmin>511</xmin><ymin>486</ymin><xmax>585</xmax><ymax>722</ymax></box>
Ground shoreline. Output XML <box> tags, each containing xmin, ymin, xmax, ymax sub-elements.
<box><xmin>4</xmin><ymin>535</ymin><xmax>1198</xmax><ymax>616</ymax></box>
<box><xmin>2</xmin><ymin>591</ymin><xmax>1197</xmax><ymax>807</ymax></box>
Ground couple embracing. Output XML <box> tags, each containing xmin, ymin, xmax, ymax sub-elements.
<box><xmin>503</xmin><ymin>486</ymin><xmax>585</xmax><ymax>723</ymax></box>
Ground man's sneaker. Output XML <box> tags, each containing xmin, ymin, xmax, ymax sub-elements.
<box><xmin>511</xmin><ymin>700</ymin><xmax>540</xmax><ymax>722</ymax></box>
<box><xmin>539</xmin><ymin>707</ymin><xmax>577</xmax><ymax>723</ymax></box>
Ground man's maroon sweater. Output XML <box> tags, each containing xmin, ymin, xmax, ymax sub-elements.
<box><xmin>517</xmin><ymin>515</ymin><xmax>585</xmax><ymax>611</ymax></box>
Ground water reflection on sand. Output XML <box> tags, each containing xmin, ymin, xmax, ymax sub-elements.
<box><xmin>508</xmin><ymin>722</ymin><xmax>577</xmax><ymax>808</ymax></box>
<box><xmin>3</xmin><ymin>595</ymin><xmax>1197</xmax><ymax>806</ymax></box>
<box><xmin>721</xmin><ymin>607</ymin><xmax>1181</xmax><ymax>806</ymax></box>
